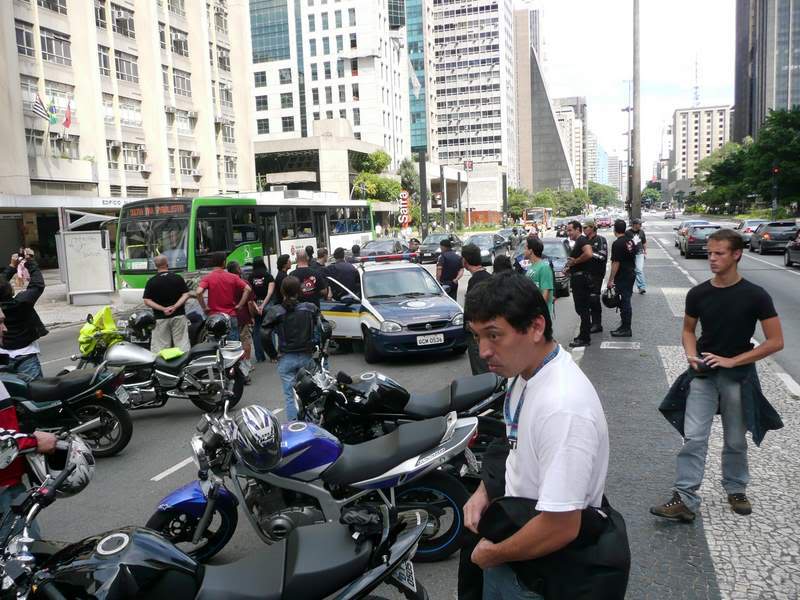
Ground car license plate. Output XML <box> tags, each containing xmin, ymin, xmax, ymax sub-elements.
<box><xmin>702</xmin><ymin>245</ymin><xmax>707</xmax><ymax>251</ymax></box>
<box><xmin>423</xmin><ymin>252</ymin><xmax>433</xmax><ymax>258</ymax></box>
<box><xmin>115</xmin><ymin>387</ymin><xmax>130</xmax><ymax>404</ymax></box>
<box><xmin>416</xmin><ymin>333</ymin><xmax>444</xmax><ymax>346</ymax></box>
<box><xmin>391</xmin><ymin>560</ymin><xmax>417</xmax><ymax>593</ymax></box>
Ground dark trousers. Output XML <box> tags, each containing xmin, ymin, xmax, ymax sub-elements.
<box><xmin>589</xmin><ymin>273</ymin><xmax>603</xmax><ymax>327</ymax></box>
<box><xmin>467</xmin><ymin>335</ymin><xmax>489</xmax><ymax>375</ymax></box>
<box><xmin>617</xmin><ymin>276</ymin><xmax>634</xmax><ymax>329</ymax></box>
<box><xmin>458</xmin><ymin>531</ymin><xmax>483</xmax><ymax>600</ymax></box>
<box><xmin>443</xmin><ymin>280</ymin><xmax>458</xmax><ymax>301</ymax></box>
<box><xmin>571</xmin><ymin>273</ymin><xmax>592</xmax><ymax>341</ymax></box>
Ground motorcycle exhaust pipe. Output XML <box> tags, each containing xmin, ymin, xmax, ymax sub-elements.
<box><xmin>69</xmin><ymin>417</ymin><xmax>103</xmax><ymax>435</ymax></box>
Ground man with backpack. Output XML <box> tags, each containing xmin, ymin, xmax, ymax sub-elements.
<box><xmin>584</xmin><ymin>222</ymin><xmax>608</xmax><ymax>333</ymax></box>
<box><xmin>606</xmin><ymin>220</ymin><xmax>637</xmax><ymax>337</ymax></box>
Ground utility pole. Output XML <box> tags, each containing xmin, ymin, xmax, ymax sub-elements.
<box><xmin>440</xmin><ymin>164</ymin><xmax>446</xmax><ymax>229</ymax></box>
<box><xmin>771</xmin><ymin>162</ymin><xmax>780</xmax><ymax>220</ymax></box>
<box><xmin>418</xmin><ymin>151</ymin><xmax>428</xmax><ymax>239</ymax></box>
<box><xmin>631</xmin><ymin>0</ymin><xmax>642</xmax><ymax>220</ymax></box>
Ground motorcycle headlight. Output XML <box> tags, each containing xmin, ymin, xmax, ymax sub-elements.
<box><xmin>380</xmin><ymin>321</ymin><xmax>402</xmax><ymax>333</ymax></box>
<box><xmin>451</xmin><ymin>313</ymin><xmax>464</xmax><ymax>326</ymax></box>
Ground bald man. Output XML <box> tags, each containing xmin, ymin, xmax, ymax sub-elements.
<box><xmin>142</xmin><ymin>255</ymin><xmax>191</xmax><ymax>353</ymax></box>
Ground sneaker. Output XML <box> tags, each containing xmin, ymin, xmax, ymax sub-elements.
<box><xmin>569</xmin><ymin>338</ymin><xmax>590</xmax><ymax>348</ymax></box>
<box><xmin>650</xmin><ymin>492</ymin><xmax>695</xmax><ymax>522</ymax></box>
<box><xmin>590</xmin><ymin>324</ymin><xmax>603</xmax><ymax>334</ymax></box>
<box><xmin>610</xmin><ymin>328</ymin><xmax>632</xmax><ymax>337</ymax></box>
<box><xmin>727</xmin><ymin>493</ymin><xmax>752</xmax><ymax>516</ymax></box>
<box><xmin>639</xmin><ymin>289</ymin><xmax>646</xmax><ymax>295</ymax></box>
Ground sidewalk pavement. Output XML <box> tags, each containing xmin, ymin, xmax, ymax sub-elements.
<box><xmin>572</xmin><ymin>242</ymin><xmax>800</xmax><ymax>598</ymax></box>
<box><xmin>37</xmin><ymin>269</ymin><xmax>126</xmax><ymax>328</ymax></box>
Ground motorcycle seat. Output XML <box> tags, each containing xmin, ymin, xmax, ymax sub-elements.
<box><xmin>153</xmin><ymin>352</ymin><xmax>191</xmax><ymax>374</ymax></box>
<box><xmin>403</xmin><ymin>386</ymin><xmax>451</xmax><ymax>419</ymax></box>
<box><xmin>404</xmin><ymin>373</ymin><xmax>501</xmax><ymax>418</ymax></box>
<box><xmin>197</xmin><ymin>521</ymin><xmax>371</xmax><ymax>600</ymax></box>
<box><xmin>322</xmin><ymin>416</ymin><xmax>447</xmax><ymax>486</ymax></box>
<box><xmin>28</xmin><ymin>370</ymin><xmax>97</xmax><ymax>403</ymax></box>
<box><xmin>190</xmin><ymin>341</ymin><xmax>219</xmax><ymax>357</ymax></box>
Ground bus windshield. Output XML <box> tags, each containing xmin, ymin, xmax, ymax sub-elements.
<box><xmin>118</xmin><ymin>216</ymin><xmax>189</xmax><ymax>271</ymax></box>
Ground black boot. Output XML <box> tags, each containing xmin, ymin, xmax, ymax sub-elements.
<box><xmin>610</xmin><ymin>323</ymin><xmax>632</xmax><ymax>337</ymax></box>
<box><xmin>590</xmin><ymin>324</ymin><xmax>603</xmax><ymax>334</ymax></box>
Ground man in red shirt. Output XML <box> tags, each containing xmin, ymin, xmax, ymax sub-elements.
<box><xmin>196</xmin><ymin>252</ymin><xmax>252</xmax><ymax>341</ymax></box>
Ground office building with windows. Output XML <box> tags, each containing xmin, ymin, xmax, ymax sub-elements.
<box><xmin>430</xmin><ymin>0</ymin><xmax>518</xmax><ymax>213</ymax></box>
<box><xmin>554</xmin><ymin>96</ymin><xmax>588</xmax><ymax>189</ymax></box>
<box><xmin>405</xmin><ymin>0</ymin><xmax>437</xmax><ymax>156</ymax></box>
<box><xmin>249</xmin><ymin>0</ymin><xmax>410</xmax><ymax>171</ymax></box>
<box><xmin>1</xmin><ymin>0</ymin><xmax>254</xmax><ymax>260</ymax></box>
<box><xmin>670</xmin><ymin>105</ymin><xmax>731</xmax><ymax>181</ymax></box>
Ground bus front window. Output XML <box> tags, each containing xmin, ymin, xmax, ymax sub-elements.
<box><xmin>119</xmin><ymin>217</ymin><xmax>189</xmax><ymax>271</ymax></box>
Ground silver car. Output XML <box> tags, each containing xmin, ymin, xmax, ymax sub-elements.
<box><xmin>734</xmin><ymin>219</ymin><xmax>767</xmax><ymax>246</ymax></box>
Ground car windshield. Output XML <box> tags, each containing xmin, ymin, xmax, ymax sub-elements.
<box><xmin>364</xmin><ymin>268</ymin><xmax>442</xmax><ymax>299</ymax></box>
<box><xmin>118</xmin><ymin>216</ymin><xmax>189</xmax><ymax>271</ymax></box>
<box><xmin>542</xmin><ymin>241</ymin><xmax>568</xmax><ymax>258</ymax></box>
<box><xmin>691</xmin><ymin>227</ymin><xmax>721</xmax><ymax>235</ymax></box>
<box><xmin>422</xmin><ymin>234</ymin><xmax>450</xmax><ymax>244</ymax></box>
<box><xmin>767</xmin><ymin>224</ymin><xmax>797</xmax><ymax>231</ymax></box>
<box><xmin>362</xmin><ymin>240</ymin><xmax>397</xmax><ymax>251</ymax></box>
<box><xmin>468</xmin><ymin>235</ymin><xmax>492</xmax><ymax>245</ymax></box>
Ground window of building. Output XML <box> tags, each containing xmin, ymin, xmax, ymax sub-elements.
<box><xmin>173</xmin><ymin>68</ymin><xmax>191</xmax><ymax>95</ymax></box>
<box><xmin>170</xmin><ymin>27</ymin><xmax>189</xmax><ymax>56</ymax></box>
<box><xmin>334</xmin><ymin>10</ymin><xmax>342</xmax><ymax>27</ymax></box>
<box><xmin>251</xmin><ymin>0</ymin><xmax>291</xmax><ymax>63</ymax></box>
<box><xmin>255</xmin><ymin>71</ymin><xmax>266</xmax><ymax>87</ymax></box>
<box><xmin>320</xmin><ymin>13</ymin><xmax>328</xmax><ymax>30</ymax></box>
<box><xmin>168</xmin><ymin>0</ymin><xmax>186</xmax><ymax>17</ymax></box>
<box><xmin>224</xmin><ymin>156</ymin><xmax>237</xmax><ymax>179</ymax></box>
<box><xmin>41</xmin><ymin>28</ymin><xmax>72</xmax><ymax>65</ymax></box>
<box><xmin>312</xmin><ymin>88</ymin><xmax>319</xmax><ymax>105</ymax></box>
<box><xmin>309</xmin><ymin>39</ymin><xmax>317</xmax><ymax>56</ymax></box>
<box><xmin>337</xmin><ymin>58</ymin><xmax>344</xmax><ymax>77</ymax></box>
<box><xmin>255</xmin><ymin>95</ymin><xmax>268</xmax><ymax>111</ymax></box>
<box><xmin>111</xmin><ymin>3</ymin><xmax>135</xmax><ymax>38</ymax></box>
<box><xmin>282</xmin><ymin>116</ymin><xmax>294</xmax><ymax>132</ymax></box>
<box><xmin>324</xmin><ymin>61</ymin><xmax>331</xmax><ymax>79</ymax></box>
<box><xmin>218</xmin><ymin>81</ymin><xmax>233</xmax><ymax>107</ymax></box>
<box><xmin>119</xmin><ymin>97</ymin><xmax>142</xmax><ymax>127</ymax></box>
<box><xmin>15</xmin><ymin>21</ymin><xmax>35</xmax><ymax>57</ymax></box>
<box><xmin>348</xmin><ymin>7</ymin><xmax>356</xmax><ymax>26</ymax></box>
<box><xmin>257</xmin><ymin>118</ymin><xmax>269</xmax><ymax>134</ymax></box>
<box><xmin>38</xmin><ymin>0</ymin><xmax>67</xmax><ymax>15</ymax></box>
<box><xmin>158</xmin><ymin>22</ymin><xmax>167</xmax><ymax>48</ymax></box>
<box><xmin>20</xmin><ymin>75</ymin><xmax>38</xmax><ymax>113</ymax></box>
<box><xmin>336</xmin><ymin>35</ymin><xmax>343</xmax><ymax>52</ymax></box>
<box><xmin>323</xmin><ymin>37</ymin><xmax>330</xmax><ymax>55</ymax></box>
<box><xmin>349</xmin><ymin>32</ymin><xmax>357</xmax><ymax>49</ymax></box>
<box><xmin>325</xmin><ymin>110</ymin><xmax>333</xmax><ymax>119</ymax></box>
<box><xmin>279</xmin><ymin>68</ymin><xmax>292</xmax><ymax>84</ymax></box>
<box><xmin>217</xmin><ymin>46</ymin><xmax>231</xmax><ymax>71</ymax></box>
<box><xmin>311</xmin><ymin>63</ymin><xmax>318</xmax><ymax>81</ymax></box>
<box><xmin>280</xmin><ymin>92</ymin><xmax>293</xmax><ymax>108</ymax></box>
<box><xmin>162</xmin><ymin>65</ymin><xmax>170</xmax><ymax>91</ymax></box>
<box><xmin>106</xmin><ymin>140</ymin><xmax>119</xmax><ymax>169</ymax></box>
<box><xmin>115</xmin><ymin>50</ymin><xmax>139</xmax><ymax>83</ymax></box>
<box><xmin>353</xmin><ymin>107</ymin><xmax>360</xmax><ymax>126</ymax></box>
<box><xmin>95</xmin><ymin>2</ymin><xmax>108</xmax><ymax>28</ymax></box>
<box><xmin>338</xmin><ymin>85</ymin><xmax>345</xmax><ymax>102</ymax></box>
<box><xmin>122</xmin><ymin>142</ymin><xmax>144</xmax><ymax>171</ymax></box>
<box><xmin>352</xmin><ymin>83</ymin><xmax>359</xmax><ymax>101</ymax></box>
<box><xmin>175</xmin><ymin>110</ymin><xmax>192</xmax><ymax>133</ymax></box>
<box><xmin>214</xmin><ymin>4</ymin><xmax>229</xmax><ymax>34</ymax></box>
<box><xmin>351</xmin><ymin>58</ymin><xmax>358</xmax><ymax>76</ymax></box>
<box><xmin>25</xmin><ymin>129</ymin><xmax>44</xmax><ymax>157</ymax></box>
<box><xmin>179</xmin><ymin>150</ymin><xmax>193</xmax><ymax>175</ymax></box>
<box><xmin>102</xmin><ymin>94</ymin><xmax>115</xmax><ymax>123</ymax></box>
<box><xmin>354</xmin><ymin>132</ymin><xmax>361</xmax><ymax>140</ymax></box>
<box><xmin>44</xmin><ymin>80</ymin><xmax>75</xmax><ymax>116</ymax></box>
<box><xmin>308</xmin><ymin>14</ymin><xmax>315</xmax><ymax>32</ymax></box>
<box><xmin>339</xmin><ymin>108</ymin><xmax>346</xmax><ymax>119</ymax></box>
<box><xmin>98</xmin><ymin>45</ymin><xmax>112</xmax><ymax>76</ymax></box>
<box><xmin>325</xmin><ymin>86</ymin><xmax>332</xmax><ymax>103</ymax></box>
<box><xmin>222</xmin><ymin>123</ymin><xmax>235</xmax><ymax>143</ymax></box>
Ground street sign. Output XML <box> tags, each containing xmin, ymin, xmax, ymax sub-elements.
<box><xmin>463</xmin><ymin>160</ymin><xmax>473</xmax><ymax>172</ymax></box>
<box><xmin>398</xmin><ymin>190</ymin><xmax>411</xmax><ymax>226</ymax></box>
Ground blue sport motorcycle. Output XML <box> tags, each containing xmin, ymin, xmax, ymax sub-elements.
<box><xmin>147</xmin><ymin>403</ymin><xmax>478</xmax><ymax>564</ymax></box>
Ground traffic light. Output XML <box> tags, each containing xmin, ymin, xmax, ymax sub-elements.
<box><xmin>771</xmin><ymin>166</ymin><xmax>780</xmax><ymax>176</ymax></box>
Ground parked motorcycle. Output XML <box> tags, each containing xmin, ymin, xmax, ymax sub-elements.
<box><xmin>0</xmin><ymin>443</ymin><xmax>430</xmax><ymax>599</ymax></box>
<box><xmin>64</xmin><ymin>309</ymin><xmax>246</xmax><ymax>413</ymax></box>
<box><xmin>147</xmin><ymin>402</ymin><xmax>478</xmax><ymax>564</ymax></box>
<box><xmin>0</xmin><ymin>364</ymin><xmax>132</xmax><ymax>458</ymax></box>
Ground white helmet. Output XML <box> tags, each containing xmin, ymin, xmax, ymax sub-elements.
<box><xmin>26</xmin><ymin>435</ymin><xmax>95</xmax><ymax>498</ymax></box>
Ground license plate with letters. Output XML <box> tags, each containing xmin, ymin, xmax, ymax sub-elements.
<box><xmin>391</xmin><ymin>560</ymin><xmax>417</xmax><ymax>593</ymax></box>
<box><xmin>416</xmin><ymin>334</ymin><xmax>444</xmax><ymax>346</ymax></box>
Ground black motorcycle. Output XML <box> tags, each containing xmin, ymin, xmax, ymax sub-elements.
<box><xmin>0</xmin><ymin>365</ymin><xmax>132</xmax><ymax>458</ymax></box>
<box><xmin>0</xmin><ymin>464</ymin><xmax>430</xmax><ymax>600</ymax></box>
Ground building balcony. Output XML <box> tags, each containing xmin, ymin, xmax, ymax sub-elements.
<box><xmin>27</xmin><ymin>156</ymin><xmax>96</xmax><ymax>183</ymax></box>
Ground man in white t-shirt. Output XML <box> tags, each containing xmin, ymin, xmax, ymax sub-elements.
<box><xmin>462</xmin><ymin>272</ymin><xmax>610</xmax><ymax>599</ymax></box>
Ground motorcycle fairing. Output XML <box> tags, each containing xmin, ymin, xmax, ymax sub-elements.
<box><xmin>155</xmin><ymin>479</ymin><xmax>238</xmax><ymax>518</ymax></box>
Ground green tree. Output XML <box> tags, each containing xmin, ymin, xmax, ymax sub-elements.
<box><xmin>507</xmin><ymin>187</ymin><xmax>533</xmax><ymax>218</ymax></box>
<box><xmin>531</xmin><ymin>189</ymin><xmax>557</xmax><ymax>208</ymax></box>
<box><xmin>554</xmin><ymin>189</ymin><xmax>587</xmax><ymax>216</ymax></box>
<box><xmin>587</xmin><ymin>181</ymin><xmax>618</xmax><ymax>207</ymax></box>
<box><xmin>641</xmin><ymin>187</ymin><xmax>661</xmax><ymax>206</ymax></box>
<box><xmin>353</xmin><ymin>172</ymin><xmax>402</xmax><ymax>202</ymax></box>
<box><xmin>398</xmin><ymin>157</ymin><xmax>420</xmax><ymax>199</ymax></box>
<box><xmin>355</xmin><ymin>150</ymin><xmax>392</xmax><ymax>174</ymax></box>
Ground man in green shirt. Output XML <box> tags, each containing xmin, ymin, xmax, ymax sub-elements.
<box><xmin>524</xmin><ymin>237</ymin><xmax>554</xmax><ymax>318</ymax></box>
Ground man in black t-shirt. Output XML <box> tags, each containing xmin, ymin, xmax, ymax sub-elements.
<box><xmin>290</xmin><ymin>248</ymin><xmax>329</xmax><ymax>307</ymax></box>
<box><xmin>584</xmin><ymin>221</ymin><xmax>608</xmax><ymax>332</ymax></box>
<box><xmin>625</xmin><ymin>219</ymin><xmax>647</xmax><ymax>293</ymax></box>
<box><xmin>142</xmin><ymin>255</ymin><xmax>191</xmax><ymax>353</ymax></box>
<box><xmin>461</xmin><ymin>244</ymin><xmax>491</xmax><ymax>375</ymax></box>
<box><xmin>437</xmin><ymin>238</ymin><xmax>464</xmax><ymax>301</ymax></box>
<box><xmin>651</xmin><ymin>229</ymin><xmax>784</xmax><ymax>523</ymax></box>
<box><xmin>565</xmin><ymin>220</ymin><xmax>594</xmax><ymax>346</ymax></box>
<box><xmin>607</xmin><ymin>220</ymin><xmax>637</xmax><ymax>336</ymax></box>
<box><xmin>325</xmin><ymin>247</ymin><xmax>361</xmax><ymax>299</ymax></box>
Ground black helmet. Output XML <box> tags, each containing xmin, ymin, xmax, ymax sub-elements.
<box><xmin>602</xmin><ymin>287</ymin><xmax>621</xmax><ymax>309</ymax></box>
<box><xmin>233</xmin><ymin>405</ymin><xmax>281</xmax><ymax>473</ymax></box>
<box><xmin>206</xmin><ymin>313</ymin><xmax>231</xmax><ymax>339</ymax></box>
<box><xmin>128</xmin><ymin>309</ymin><xmax>155</xmax><ymax>335</ymax></box>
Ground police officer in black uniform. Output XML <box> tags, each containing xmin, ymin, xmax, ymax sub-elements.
<box><xmin>584</xmin><ymin>221</ymin><xmax>608</xmax><ymax>333</ymax></box>
<box><xmin>437</xmin><ymin>238</ymin><xmax>464</xmax><ymax>301</ymax></box>
<box><xmin>566</xmin><ymin>220</ymin><xmax>593</xmax><ymax>347</ymax></box>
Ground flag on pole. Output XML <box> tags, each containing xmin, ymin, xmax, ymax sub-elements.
<box><xmin>32</xmin><ymin>94</ymin><xmax>50</xmax><ymax>122</ymax></box>
<box><xmin>48</xmin><ymin>99</ymin><xmax>58</xmax><ymax>126</ymax></box>
<box><xmin>63</xmin><ymin>101</ymin><xmax>72</xmax><ymax>129</ymax></box>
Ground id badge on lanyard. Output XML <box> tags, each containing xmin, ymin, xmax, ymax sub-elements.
<box><xmin>504</xmin><ymin>345</ymin><xmax>560</xmax><ymax>450</ymax></box>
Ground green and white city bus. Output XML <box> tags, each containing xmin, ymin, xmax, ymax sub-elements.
<box><xmin>116</xmin><ymin>191</ymin><xmax>372</xmax><ymax>303</ymax></box>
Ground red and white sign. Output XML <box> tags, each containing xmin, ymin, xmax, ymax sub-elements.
<box><xmin>398</xmin><ymin>190</ymin><xmax>412</xmax><ymax>226</ymax></box>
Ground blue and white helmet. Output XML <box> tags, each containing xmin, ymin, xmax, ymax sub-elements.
<box><xmin>233</xmin><ymin>405</ymin><xmax>281</xmax><ymax>473</ymax></box>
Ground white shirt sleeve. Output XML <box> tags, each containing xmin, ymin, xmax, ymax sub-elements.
<box><xmin>533</xmin><ymin>411</ymin><xmax>601</xmax><ymax>512</ymax></box>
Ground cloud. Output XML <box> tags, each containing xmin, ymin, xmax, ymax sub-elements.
<box><xmin>537</xmin><ymin>0</ymin><xmax>735</xmax><ymax>179</ymax></box>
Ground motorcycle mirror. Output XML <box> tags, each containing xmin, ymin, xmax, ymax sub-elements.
<box><xmin>86</xmin><ymin>314</ymin><xmax>93</xmax><ymax>324</ymax></box>
<box><xmin>0</xmin><ymin>439</ymin><xmax>19</xmax><ymax>469</ymax></box>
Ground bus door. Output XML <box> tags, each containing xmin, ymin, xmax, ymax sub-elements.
<box><xmin>313</xmin><ymin>211</ymin><xmax>329</xmax><ymax>251</ymax></box>
<box><xmin>259</xmin><ymin>213</ymin><xmax>279</xmax><ymax>274</ymax></box>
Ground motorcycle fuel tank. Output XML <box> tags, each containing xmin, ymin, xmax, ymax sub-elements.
<box><xmin>40</xmin><ymin>526</ymin><xmax>201</xmax><ymax>599</ymax></box>
<box><xmin>272</xmin><ymin>422</ymin><xmax>342</xmax><ymax>481</ymax></box>
<box><xmin>105</xmin><ymin>341</ymin><xmax>156</xmax><ymax>368</ymax></box>
<box><xmin>360</xmin><ymin>371</ymin><xmax>411</xmax><ymax>413</ymax></box>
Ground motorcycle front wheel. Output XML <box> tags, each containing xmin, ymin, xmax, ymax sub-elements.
<box><xmin>394</xmin><ymin>471</ymin><xmax>469</xmax><ymax>563</ymax></box>
<box><xmin>75</xmin><ymin>396</ymin><xmax>133</xmax><ymax>458</ymax></box>
<box><xmin>189</xmin><ymin>365</ymin><xmax>245</xmax><ymax>412</ymax></box>
<box><xmin>145</xmin><ymin>504</ymin><xmax>238</xmax><ymax>563</ymax></box>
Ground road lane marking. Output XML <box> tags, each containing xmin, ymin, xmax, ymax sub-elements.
<box><xmin>151</xmin><ymin>457</ymin><xmax>193</xmax><ymax>482</ymax></box>
<box><xmin>651</xmin><ymin>236</ymin><xmax>699</xmax><ymax>285</ymax></box>
<box><xmin>741</xmin><ymin>252</ymin><xmax>800</xmax><ymax>276</ymax></box>
<box><xmin>776</xmin><ymin>373</ymin><xmax>800</xmax><ymax>398</ymax></box>
<box><xmin>599</xmin><ymin>341</ymin><xmax>640</xmax><ymax>350</ymax></box>
<box><xmin>660</xmin><ymin>288</ymin><xmax>691</xmax><ymax>317</ymax></box>
<box><xmin>40</xmin><ymin>356</ymin><xmax>72</xmax><ymax>365</ymax></box>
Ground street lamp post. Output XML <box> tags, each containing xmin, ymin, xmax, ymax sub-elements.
<box><xmin>631</xmin><ymin>0</ymin><xmax>642</xmax><ymax>220</ymax></box>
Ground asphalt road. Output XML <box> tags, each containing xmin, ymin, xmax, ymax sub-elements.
<box><xmin>34</xmin><ymin>262</ymin><xmax>579</xmax><ymax>600</ymax></box>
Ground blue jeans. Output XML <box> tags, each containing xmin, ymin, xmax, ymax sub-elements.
<box><xmin>277</xmin><ymin>352</ymin><xmax>312</xmax><ymax>420</ymax></box>
<box><xmin>0</xmin><ymin>484</ymin><xmax>40</xmax><ymax>541</ymax></box>
<box><xmin>635</xmin><ymin>254</ymin><xmax>647</xmax><ymax>290</ymax></box>
<box><xmin>674</xmin><ymin>373</ymin><xmax>749</xmax><ymax>513</ymax></box>
<box><xmin>252</xmin><ymin>313</ymin><xmax>266</xmax><ymax>362</ymax></box>
<box><xmin>228</xmin><ymin>317</ymin><xmax>240</xmax><ymax>342</ymax></box>
<box><xmin>483</xmin><ymin>564</ymin><xmax>544</xmax><ymax>599</ymax></box>
<box><xmin>8</xmin><ymin>354</ymin><xmax>43</xmax><ymax>380</ymax></box>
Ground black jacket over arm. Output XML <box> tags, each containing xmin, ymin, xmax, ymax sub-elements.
<box><xmin>0</xmin><ymin>260</ymin><xmax>48</xmax><ymax>350</ymax></box>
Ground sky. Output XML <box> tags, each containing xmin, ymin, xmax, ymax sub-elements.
<box><xmin>533</xmin><ymin>0</ymin><xmax>736</xmax><ymax>183</ymax></box>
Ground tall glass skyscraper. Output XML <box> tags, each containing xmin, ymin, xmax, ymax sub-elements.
<box><xmin>250</xmin><ymin>0</ymin><xmax>291</xmax><ymax>63</ymax></box>
<box><xmin>406</xmin><ymin>0</ymin><xmax>428</xmax><ymax>153</ymax></box>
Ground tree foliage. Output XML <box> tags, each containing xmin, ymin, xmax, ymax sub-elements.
<box><xmin>508</xmin><ymin>187</ymin><xmax>534</xmax><ymax>218</ymax></box>
<box><xmin>398</xmin><ymin>157</ymin><xmax>420</xmax><ymax>199</ymax></box>
<box><xmin>355</xmin><ymin>150</ymin><xmax>392</xmax><ymax>174</ymax></box>
<box><xmin>641</xmin><ymin>187</ymin><xmax>661</xmax><ymax>205</ymax></box>
<box><xmin>353</xmin><ymin>172</ymin><xmax>401</xmax><ymax>202</ymax></box>
<box><xmin>587</xmin><ymin>181</ymin><xmax>618</xmax><ymax>207</ymax></box>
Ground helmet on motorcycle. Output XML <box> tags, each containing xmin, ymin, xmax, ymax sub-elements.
<box><xmin>206</xmin><ymin>313</ymin><xmax>231</xmax><ymax>339</ymax></box>
<box><xmin>26</xmin><ymin>435</ymin><xmax>95</xmax><ymax>498</ymax></box>
<box><xmin>602</xmin><ymin>287</ymin><xmax>621</xmax><ymax>309</ymax></box>
<box><xmin>233</xmin><ymin>405</ymin><xmax>281</xmax><ymax>473</ymax></box>
<box><xmin>128</xmin><ymin>309</ymin><xmax>155</xmax><ymax>335</ymax></box>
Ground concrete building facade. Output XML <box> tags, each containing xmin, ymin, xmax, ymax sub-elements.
<box><xmin>249</xmin><ymin>0</ymin><xmax>411</xmax><ymax>170</ymax></box>
<box><xmin>670</xmin><ymin>105</ymin><xmax>731</xmax><ymax>182</ymax></box>
<box><xmin>554</xmin><ymin>105</ymin><xmax>584</xmax><ymax>190</ymax></box>
<box><xmin>554</xmin><ymin>96</ymin><xmax>588</xmax><ymax>189</ymax></box>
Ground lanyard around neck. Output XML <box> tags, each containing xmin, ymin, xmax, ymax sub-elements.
<box><xmin>504</xmin><ymin>345</ymin><xmax>560</xmax><ymax>446</ymax></box>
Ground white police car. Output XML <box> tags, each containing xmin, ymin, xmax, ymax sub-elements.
<box><xmin>322</xmin><ymin>256</ymin><xmax>468</xmax><ymax>363</ymax></box>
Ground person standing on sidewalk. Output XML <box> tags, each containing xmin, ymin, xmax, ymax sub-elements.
<box><xmin>247</xmin><ymin>257</ymin><xmax>275</xmax><ymax>364</ymax></box>
<box><xmin>437</xmin><ymin>238</ymin><xmax>464</xmax><ymax>301</ymax></box>
<box><xmin>606</xmin><ymin>220</ymin><xmax>637</xmax><ymax>337</ymax></box>
<box><xmin>142</xmin><ymin>255</ymin><xmax>191</xmax><ymax>353</ymax></box>
<box><xmin>626</xmin><ymin>219</ymin><xmax>647</xmax><ymax>294</ymax></box>
<box><xmin>461</xmin><ymin>243</ymin><xmax>492</xmax><ymax>375</ymax></box>
<box><xmin>651</xmin><ymin>229</ymin><xmax>784</xmax><ymax>522</ymax></box>
<box><xmin>290</xmin><ymin>249</ymin><xmax>329</xmax><ymax>307</ymax></box>
<box><xmin>196</xmin><ymin>252</ymin><xmax>252</xmax><ymax>341</ymax></box>
<box><xmin>227</xmin><ymin>262</ymin><xmax>254</xmax><ymax>382</ymax></box>
<box><xmin>523</xmin><ymin>237</ymin><xmax>554</xmax><ymax>319</ymax></box>
<box><xmin>565</xmin><ymin>220</ymin><xmax>594</xmax><ymax>348</ymax></box>
<box><xmin>273</xmin><ymin>254</ymin><xmax>292</xmax><ymax>306</ymax></box>
<box><xmin>262</xmin><ymin>276</ymin><xmax>321</xmax><ymax>420</ymax></box>
<box><xmin>0</xmin><ymin>251</ymin><xmax>48</xmax><ymax>379</ymax></box>
<box><xmin>584</xmin><ymin>221</ymin><xmax>608</xmax><ymax>333</ymax></box>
